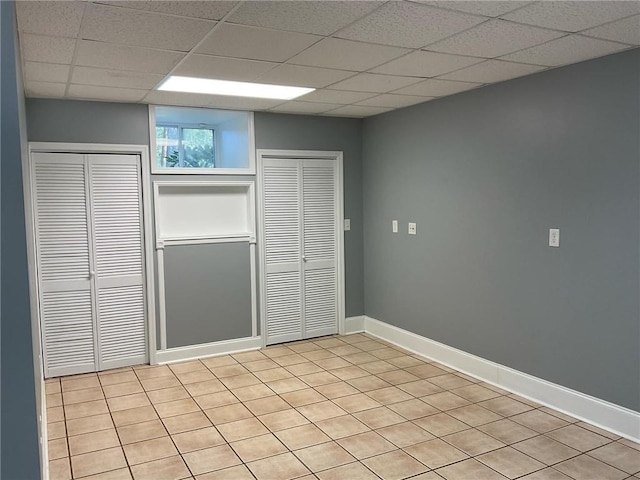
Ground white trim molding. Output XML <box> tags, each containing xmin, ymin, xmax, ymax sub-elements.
<box><xmin>363</xmin><ymin>316</ymin><xmax>640</xmax><ymax>442</ymax></box>
<box><xmin>153</xmin><ymin>179</ymin><xmax>257</xmax><ymax>350</ymax></box>
<box><xmin>345</xmin><ymin>316</ymin><xmax>365</xmax><ymax>334</ymax></box>
<box><xmin>156</xmin><ymin>336</ymin><xmax>262</xmax><ymax>364</ymax></box>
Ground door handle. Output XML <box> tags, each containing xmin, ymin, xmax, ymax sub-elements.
<box><xmin>89</xmin><ymin>271</ymin><xmax>95</xmax><ymax>279</ymax></box>
<box><xmin>302</xmin><ymin>256</ymin><xmax>307</xmax><ymax>262</ymax></box>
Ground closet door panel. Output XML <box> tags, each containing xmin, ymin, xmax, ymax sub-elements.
<box><xmin>97</xmin><ymin>285</ymin><xmax>145</xmax><ymax>365</ymax></box>
<box><xmin>263</xmin><ymin>159</ymin><xmax>303</xmax><ymax>344</ymax></box>
<box><xmin>33</xmin><ymin>153</ymin><xmax>95</xmax><ymax>376</ymax></box>
<box><xmin>89</xmin><ymin>155</ymin><xmax>147</xmax><ymax>368</ymax></box>
<box><xmin>302</xmin><ymin>160</ymin><xmax>338</xmax><ymax>337</ymax></box>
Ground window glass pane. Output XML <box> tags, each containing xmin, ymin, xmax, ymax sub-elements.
<box><xmin>182</xmin><ymin>128</ymin><xmax>215</xmax><ymax>168</ymax></box>
<box><xmin>156</xmin><ymin>126</ymin><xmax>180</xmax><ymax>167</ymax></box>
<box><xmin>153</xmin><ymin>107</ymin><xmax>253</xmax><ymax>173</ymax></box>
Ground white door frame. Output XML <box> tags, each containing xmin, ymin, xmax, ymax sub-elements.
<box><xmin>24</xmin><ymin>142</ymin><xmax>157</xmax><ymax>375</ymax></box>
<box><xmin>257</xmin><ymin>149</ymin><xmax>345</xmax><ymax>348</ymax></box>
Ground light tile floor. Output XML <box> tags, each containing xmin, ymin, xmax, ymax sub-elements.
<box><xmin>46</xmin><ymin>334</ymin><xmax>640</xmax><ymax>480</ymax></box>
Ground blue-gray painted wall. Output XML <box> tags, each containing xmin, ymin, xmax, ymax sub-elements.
<box><xmin>1</xmin><ymin>1</ymin><xmax>41</xmax><ymax>477</ymax></box>
<box><xmin>362</xmin><ymin>48</ymin><xmax>640</xmax><ymax>411</ymax></box>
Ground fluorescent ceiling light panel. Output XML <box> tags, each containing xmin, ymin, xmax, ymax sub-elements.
<box><xmin>158</xmin><ymin>75</ymin><xmax>314</xmax><ymax>100</ymax></box>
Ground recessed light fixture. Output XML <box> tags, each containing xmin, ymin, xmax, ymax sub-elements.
<box><xmin>158</xmin><ymin>76</ymin><xmax>314</xmax><ymax>100</ymax></box>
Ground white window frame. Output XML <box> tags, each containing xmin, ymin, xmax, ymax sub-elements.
<box><xmin>149</xmin><ymin>105</ymin><xmax>256</xmax><ymax>175</ymax></box>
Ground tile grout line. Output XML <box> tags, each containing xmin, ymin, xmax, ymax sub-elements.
<box><xmin>51</xmin><ymin>334</ymin><xmax>636</xmax><ymax>479</ymax></box>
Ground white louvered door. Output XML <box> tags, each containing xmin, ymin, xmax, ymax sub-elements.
<box><xmin>33</xmin><ymin>152</ymin><xmax>147</xmax><ymax>377</ymax></box>
<box><xmin>262</xmin><ymin>157</ymin><xmax>339</xmax><ymax>345</ymax></box>
<box><xmin>302</xmin><ymin>160</ymin><xmax>338</xmax><ymax>338</ymax></box>
<box><xmin>89</xmin><ymin>155</ymin><xmax>147</xmax><ymax>370</ymax></box>
<box><xmin>33</xmin><ymin>153</ymin><xmax>95</xmax><ymax>377</ymax></box>
<box><xmin>262</xmin><ymin>159</ymin><xmax>303</xmax><ymax>344</ymax></box>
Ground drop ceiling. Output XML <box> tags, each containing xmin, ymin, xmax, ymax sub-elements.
<box><xmin>16</xmin><ymin>0</ymin><xmax>640</xmax><ymax>118</ymax></box>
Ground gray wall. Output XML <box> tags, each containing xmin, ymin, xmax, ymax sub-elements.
<box><xmin>363</xmin><ymin>48</ymin><xmax>640</xmax><ymax>411</ymax></box>
<box><xmin>26</xmin><ymin>98</ymin><xmax>150</xmax><ymax>145</ymax></box>
<box><xmin>164</xmin><ymin>243</ymin><xmax>252</xmax><ymax>347</ymax></box>
<box><xmin>254</xmin><ymin>112</ymin><xmax>364</xmax><ymax>317</ymax></box>
<box><xmin>1</xmin><ymin>1</ymin><xmax>41</xmax><ymax>477</ymax></box>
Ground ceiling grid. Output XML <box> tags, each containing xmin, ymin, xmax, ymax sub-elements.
<box><xmin>16</xmin><ymin>0</ymin><xmax>640</xmax><ymax>117</ymax></box>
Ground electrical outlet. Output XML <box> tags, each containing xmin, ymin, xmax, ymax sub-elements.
<box><xmin>408</xmin><ymin>222</ymin><xmax>417</xmax><ymax>235</ymax></box>
<box><xmin>344</xmin><ymin>219</ymin><xmax>351</xmax><ymax>231</ymax></box>
<box><xmin>549</xmin><ymin>228</ymin><xmax>560</xmax><ymax>247</ymax></box>
<box><xmin>392</xmin><ymin>220</ymin><xmax>398</xmax><ymax>233</ymax></box>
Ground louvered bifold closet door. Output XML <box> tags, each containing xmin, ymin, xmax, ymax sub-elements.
<box><xmin>302</xmin><ymin>159</ymin><xmax>338</xmax><ymax>338</ymax></box>
<box><xmin>89</xmin><ymin>155</ymin><xmax>147</xmax><ymax>369</ymax></box>
<box><xmin>33</xmin><ymin>153</ymin><xmax>95</xmax><ymax>377</ymax></box>
<box><xmin>263</xmin><ymin>159</ymin><xmax>303</xmax><ymax>345</ymax></box>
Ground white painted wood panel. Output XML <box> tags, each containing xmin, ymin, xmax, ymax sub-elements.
<box><xmin>89</xmin><ymin>155</ymin><xmax>147</xmax><ymax>369</ymax></box>
<box><xmin>33</xmin><ymin>153</ymin><xmax>95</xmax><ymax>376</ymax></box>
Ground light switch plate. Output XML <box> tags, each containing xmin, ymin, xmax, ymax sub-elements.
<box><xmin>549</xmin><ymin>228</ymin><xmax>559</xmax><ymax>247</ymax></box>
<box><xmin>408</xmin><ymin>222</ymin><xmax>417</xmax><ymax>235</ymax></box>
<box><xmin>344</xmin><ymin>219</ymin><xmax>351</xmax><ymax>231</ymax></box>
<box><xmin>392</xmin><ymin>220</ymin><xmax>398</xmax><ymax>233</ymax></box>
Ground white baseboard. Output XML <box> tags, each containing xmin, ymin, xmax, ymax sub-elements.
<box><xmin>363</xmin><ymin>316</ymin><xmax>640</xmax><ymax>442</ymax></box>
<box><xmin>344</xmin><ymin>315</ymin><xmax>365</xmax><ymax>333</ymax></box>
<box><xmin>156</xmin><ymin>336</ymin><xmax>262</xmax><ymax>364</ymax></box>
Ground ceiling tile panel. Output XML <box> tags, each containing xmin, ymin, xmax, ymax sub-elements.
<box><xmin>328</xmin><ymin>73</ymin><xmax>422</xmax><ymax>93</ymax></box>
<box><xmin>439</xmin><ymin>59</ymin><xmax>546</xmax><ymax>83</ymax></box>
<box><xmin>24</xmin><ymin>62</ymin><xmax>70</xmax><ymax>84</ymax></box>
<box><xmin>75</xmin><ymin>40</ymin><xmax>185</xmax><ymax>74</ymax></box>
<box><xmin>20</xmin><ymin>34</ymin><xmax>76</xmax><ymax>64</ymax></box>
<box><xmin>226</xmin><ymin>1</ymin><xmax>383</xmax><ymax>35</ymax></box>
<box><xmin>71</xmin><ymin>67</ymin><xmax>165</xmax><ymax>89</ymax></box>
<box><xmin>500</xmin><ymin>34</ymin><xmax>631</xmax><ymax>66</ymax></box>
<box><xmin>583</xmin><ymin>15</ymin><xmax>640</xmax><ymax>45</ymax></box>
<box><xmin>206</xmin><ymin>95</ymin><xmax>283</xmax><ymax>111</ymax></box>
<box><xmin>324</xmin><ymin>105</ymin><xmax>393</xmax><ymax>117</ymax></box>
<box><xmin>80</xmin><ymin>3</ymin><xmax>215</xmax><ymax>52</ymax></box>
<box><xmin>147</xmin><ymin>91</ymin><xmax>284</xmax><ymax>110</ymax></box>
<box><xmin>371</xmin><ymin>50</ymin><xmax>484</xmax><ymax>77</ymax></box>
<box><xmin>356</xmin><ymin>94</ymin><xmax>432</xmax><ymax>108</ymax></box>
<box><xmin>25</xmin><ymin>82</ymin><xmax>67</xmax><ymax>98</ymax></box>
<box><xmin>68</xmin><ymin>84</ymin><xmax>149</xmax><ymax>102</ymax></box>
<box><xmin>336</xmin><ymin>1</ymin><xmax>485</xmax><ymax>48</ymax></box>
<box><xmin>173</xmin><ymin>54</ymin><xmax>277</xmax><ymax>82</ymax></box>
<box><xmin>417</xmin><ymin>1</ymin><xmax>532</xmax><ymax>17</ymax></box>
<box><xmin>288</xmin><ymin>38</ymin><xmax>410</xmax><ymax>71</ymax></box>
<box><xmin>426</xmin><ymin>19</ymin><xmax>565</xmax><ymax>58</ymax></box>
<box><xmin>196</xmin><ymin>24</ymin><xmax>321</xmax><ymax>62</ymax></box>
<box><xmin>16</xmin><ymin>1</ymin><xmax>85</xmax><ymax>37</ymax></box>
<box><xmin>96</xmin><ymin>1</ymin><xmax>237</xmax><ymax>20</ymax></box>
<box><xmin>393</xmin><ymin>78</ymin><xmax>481</xmax><ymax>96</ymax></box>
<box><xmin>271</xmin><ymin>101</ymin><xmax>344</xmax><ymax>114</ymax></box>
<box><xmin>256</xmin><ymin>65</ymin><xmax>356</xmax><ymax>88</ymax></box>
<box><xmin>296</xmin><ymin>89</ymin><xmax>376</xmax><ymax>104</ymax></box>
<box><xmin>144</xmin><ymin>90</ymin><xmax>220</xmax><ymax>107</ymax></box>
<box><xmin>501</xmin><ymin>1</ymin><xmax>640</xmax><ymax>33</ymax></box>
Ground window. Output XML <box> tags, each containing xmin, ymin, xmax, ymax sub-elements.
<box><xmin>156</xmin><ymin>125</ymin><xmax>216</xmax><ymax>169</ymax></box>
<box><xmin>151</xmin><ymin>106</ymin><xmax>255</xmax><ymax>175</ymax></box>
